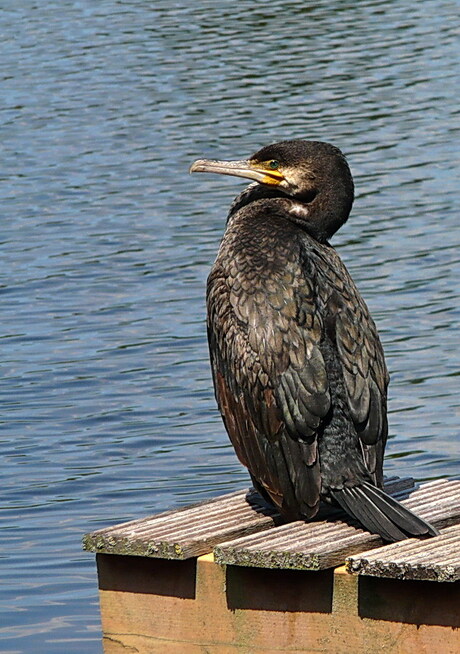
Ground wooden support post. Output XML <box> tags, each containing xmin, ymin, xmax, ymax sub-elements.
<box><xmin>96</xmin><ymin>552</ymin><xmax>460</xmax><ymax>654</ymax></box>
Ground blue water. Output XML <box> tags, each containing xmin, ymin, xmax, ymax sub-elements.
<box><xmin>1</xmin><ymin>1</ymin><xmax>459</xmax><ymax>651</ymax></box>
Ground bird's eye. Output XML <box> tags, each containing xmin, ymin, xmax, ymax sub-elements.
<box><xmin>268</xmin><ymin>160</ymin><xmax>280</xmax><ymax>170</ymax></box>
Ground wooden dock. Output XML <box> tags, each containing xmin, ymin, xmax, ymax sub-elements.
<box><xmin>84</xmin><ymin>477</ymin><xmax>460</xmax><ymax>653</ymax></box>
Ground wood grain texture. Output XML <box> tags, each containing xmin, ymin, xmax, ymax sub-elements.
<box><xmin>84</xmin><ymin>478</ymin><xmax>459</xmax><ymax>574</ymax></box>
<box><xmin>347</xmin><ymin>522</ymin><xmax>460</xmax><ymax>581</ymax></box>
<box><xmin>214</xmin><ymin>478</ymin><xmax>459</xmax><ymax>570</ymax></box>
<box><xmin>83</xmin><ymin>489</ymin><xmax>279</xmax><ymax>559</ymax></box>
<box><xmin>83</xmin><ymin>477</ymin><xmax>407</xmax><ymax>561</ymax></box>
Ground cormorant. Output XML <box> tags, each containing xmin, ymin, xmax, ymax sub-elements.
<box><xmin>190</xmin><ymin>140</ymin><xmax>438</xmax><ymax>542</ymax></box>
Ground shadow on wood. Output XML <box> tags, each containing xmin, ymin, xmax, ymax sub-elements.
<box><xmin>226</xmin><ymin>565</ymin><xmax>334</xmax><ymax>613</ymax></box>
<box><xmin>97</xmin><ymin>553</ymin><xmax>197</xmax><ymax>599</ymax></box>
<box><xmin>359</xmin><ymin>576</ymin><xmax>460</xmax><ymax>627</ymax></box>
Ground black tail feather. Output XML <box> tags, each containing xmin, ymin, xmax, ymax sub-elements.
<box><xmin>331</xmin><ymin>483</ymin><xmax>439</xmax><ymax>542</ymax></box>
<box><xmin>350</xmin><ymin>486</ymin><xmax>408</xmax><ymax>541</ymax></box>
<box><xmin>361</xmin><ymin>482</ymin><xmax>439</xmax><ymax>536</ymax></box>
<box><xmin>334</xmin><ymin>486</ymin><xmax>407</xmax><ymax>541</ymax></box>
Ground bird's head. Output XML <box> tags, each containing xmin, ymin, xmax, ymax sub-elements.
<box><xmin>190</xmin><ymin>140</ymin><xmax>354</xmax><ymax>241</ymax></box>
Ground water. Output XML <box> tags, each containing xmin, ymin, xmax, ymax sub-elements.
<box><xmin>1</xmin><ymin>1</ymin><xmax>458</xmax><ymax>651</ymax></box>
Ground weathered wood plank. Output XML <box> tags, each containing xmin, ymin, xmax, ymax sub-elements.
<box><xmin>83</xmin><ymin>488</ymin><xmax>280</xmax><ymax>559</ymax></box>
<box><xmin>214</xmin><ymin>479</ymin><xmax>460</xmax><ymax>570</ymax></box>
<box><xmin>347</xmin><ymin>522</ymin><xmax>460</xmax><ymax>581</ymax></box>
<box><xmin>83</xmin><ymin>476</ymin><xmax>459</xmax><ymax>568</ymax></box>
<box><xmin>82</xmin><ymin>477</ymin><xmax>411</xmax><ymax>560</ymax></box>
<box><xmin>214</xmin><ymin>518</ymin><xmax>381</xmax><ymax>570</ymax></box>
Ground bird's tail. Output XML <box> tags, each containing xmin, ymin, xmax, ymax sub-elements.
<box><xmin>331</xmin><ymin>482</ymin><xmax>439</xmax><ymax>542</ymax></box>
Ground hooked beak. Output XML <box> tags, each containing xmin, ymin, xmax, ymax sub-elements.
<box><xmin>189</xmin><ymin>158</ymin><xmax>285</xmax><ymax>186</ymax></box>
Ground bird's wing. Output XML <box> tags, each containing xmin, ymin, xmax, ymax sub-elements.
<box><xmin>316</xmin><ymin>245</ymin><xmax>390</xmax><ymax>486</ymax></box>
<box><xmin>207</xmin><ymin>253</ymin><xmax>330</xmax><ymax>519</ymax></box>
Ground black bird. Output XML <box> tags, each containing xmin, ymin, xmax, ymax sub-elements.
<box><xmin>190</xmin><ymin>140</ymin><xmax>438</xmax><ymax>542</ymax></box>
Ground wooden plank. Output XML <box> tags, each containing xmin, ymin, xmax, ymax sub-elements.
<box><xmin>82</xmin><ymin>476</ymin><xmax>411</xmax><ymax>561</ymax></box>
<box><xmin>83</xmin><ymin>488</ymin><xmax>280</xmax><ymax>559</ymax></box>
<box><xmin>214</xmin><ymin>479</ymin><xmax>460</xmax><ymax>570</ymax></box>
<box><xmin>214</xmin><ymin>516</ymin><xmax>381</xmax><ymax>570</ymax></box>
<box><xmin>347</xmin><ymin>523</ymin><xmax>460</xmax><ymax>581</ymax></box>
<box><xmin>83</xmin><ymin>476</ymin><xmax>459</xmax><ymax>567</ymax></box>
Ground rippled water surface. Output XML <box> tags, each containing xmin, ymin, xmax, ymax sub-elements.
<box><xmin>2</xmin><ymin>1</ymin><xmax>459</xmax><ymax>651</ymax></box>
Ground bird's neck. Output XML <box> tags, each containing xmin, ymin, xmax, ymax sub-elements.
<box><xmin>227</xmin><ymin>183</ymin><xmax>284</xmax><ymax>221</ymax></box>
<box><xmin>228</xmin><ymin>183</ymin><xmax>350</xmax><ymax>243</ymax></box>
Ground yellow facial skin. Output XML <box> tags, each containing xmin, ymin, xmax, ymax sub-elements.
<box><xmin>254</xmin><ymin>161</ymin><xmax>285</xmax><ymax>185</ymax></box>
